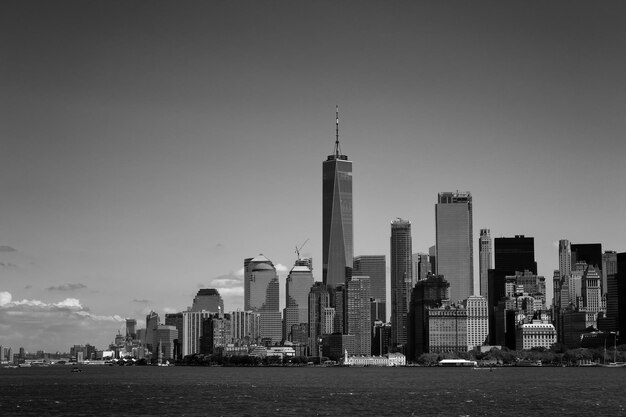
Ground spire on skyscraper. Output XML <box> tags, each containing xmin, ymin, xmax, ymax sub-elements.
<box><xmin>334</xmin><ymin>105</ymin><xmax>342</xmax><ymax>157</ymax></box>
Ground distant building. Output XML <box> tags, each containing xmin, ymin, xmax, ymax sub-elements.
<box><xmin>465</xmin><ymin>295</ymin><xmax>488</xmax><ymax>351</ymax></box>
<box><xmin>407</xmin><ymin>274</ymin><xmax>450</xmax><ymax>360</ymax></box>
<box><xmin>145</xmin><ymin>311</ymin><xmax>160</xmax><ymax>355</ymax></box>
<box><xmin>343</xmin><ymin>350</ymin><xmax>406</xmax><ymax>367</ymax></box>
<box><xmin>181</xmin><ymin>311</ymin><xmax>212</xmax><ymax>356</ymax></box>
<box><xmin>190</xmin><ymin>289</ymin><xmax>224</xmax><ymax>313</ymax></box>
<box><xmin>200</xmin><ymin>313</ymin><xmax>231</xmax><ymax>355</ymax></box>
<box><xmin>372</xmin><ymin>321</ymin><xmax>392</xmax><ymax>356</ymax></box>
<box><xmin>308</xmin><ymin>282</ymin><xmax>332</xmax><ymax>356</ymax></box>
<box><xmin>354</xmin><ymin>255</ymin><xmax>386</xmax><ymax>321</ymax></box>
<box><xmin>428</xmin><ymin>305</ymin><xmax>467</xmax><ymax>354</ymax></box>
<box><xmin>126</xmin><ymin>319</ymin><xmax>137</xmax><ymax>340</ymax></box>
<box><xmin>155</xmin><ymin>325</ymin><xmax>178</xmax><ymax>362</ymax></box>
<box><xmin>346</xmin><ymin>276</ymin><xmax>371</xmax><ymax>356</ymax></box>
<box><xmin>412</xmin><ymin>253</ymin><xmax>431</xmax><ymax>283</ymax></box>
<box><xmin>283</xmin><ymin>259</ymin><xmax>314</xmax><ymax>342</ymax></box>
<box><xmin>244</xmin><ymin>255</ymin><xmax>282</xmax><ymax>344</ymax></box>
<box><xmin>230</xmin><ymin>310</ymin><xmax>261</xmax><ymax>346</ymax></box>
<box><xmin>436</xmin><ymin>191</ymin><xmax>473</xmax><ymax>303</ymax></box>
<box><xmin>515</xmin><ymin>320</ymin><xmax>557</xmax><ymax>350</ymax></box>
<box><xmin>479</xmin><ymin>229</ymin><xmax>491</xmax><ymax>299</ymax></box>
<box><xmin>390</xmin><ymin>218</ymin><xmax>412</xmax><ymax>348</ymax></box>
<box><xmin>322</xmin><ymin>107</ymin><xmax>353</xmax><ymax>288</ymax></box>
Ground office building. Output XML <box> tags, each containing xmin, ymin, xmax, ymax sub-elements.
<box><xmin>559</xmin><ymin>239</ymin><xmax>572</xmax><ymax>278</ymax></box>
<box><xmin>322</xmin><ymin>107</ymin><xmax>353</xmax><ymax>288</ymax></box>
<box><xmin>602</xmin><ymin>251</ymin><xmax>617</xmax><ymax>297</ymax></box>
<box><xmin>244</xmin><ymin>255</ymin><xmax>281</xmax><ymax>344</ymax></box>
<box><xmin>571</xmin><ymin>243</ymin><xmax>602</xmax><ymax>270</ymax></box>
<box><xmin>412</xmin><ymin>253</ymin><xmax>431</xmax><ymax>282</ymax></box>
<box><xmin>309</xmin><ymin>282</ymin><xmax>332</xmax><ymax>356</ymax></box>
<box><xmin>145</xmin><ymin>311</ymin><xmax>160</xmax><ymax>354</ymax></box>
<box><xmin>429</xmin><ymin>246</ymin><xmax>437</xmax><ymax>275</ymax></box>
<box><xmin>346</xmin><ymin>276</ymin><xmax>372</xmax><ymax>355</ymax></box>
<box><xmin>428</xmin><ymin>305</ymin><xmax>467</xmax><ymax>354</ymax></box>
<box><xmin>155</xmin><ymin>325</ymin><xmax>178</xmax><ymax>362</ymax></box>
<box><xmin>352</xmin><ymin>255</ymin><xmax>387</xmax><ymax>321</ymax></box>
<box><xmin>435</xmin><ymin>191</ymin><xmax>473</xmax><ymax>302</ymax></box>
<box><xmin>479</xmin><ymin>229</ymin><xmax>491</xmax><ymax>299</ymax></box>
<box><xmin>465</xmin><ymin>295</ymin><xmax>489</xmax><ymax>351</ymax></box>
<box><xmin>390</xmin><ymin>218</ymin><xmax>412</xmax><ymax>348</ymax></box>
<box><xmin>200</xmin><ymin>313</ymin><xmax>231</xmax><ymax>355</ymax></box>
<box><xmin>126</xmin><ymin>319</ymin><xmax>137</xmax><ymax>340</ymax></box>
<box><xmin>191</xmin><ymin>289</ymin><xmax>224</xmax><ymax>313</ymax></box>
<box><xmin>230</xmin><ymin>310</ymin><xmax>261</xmax><ymax>346</ymax></box>
<box><xmin>407</xmin><ymin>274</ymin><xmax>450</xmax><ymax>359</ymax></box>
<box><xmin>284</xmin><ymin>259</ymin><xmax>314</xmax><ymax>341</ymax></box>
<box><xmin>181</xmin><ymin>310</ymin><xmax>212</xmax><ymax>356</ymax></box>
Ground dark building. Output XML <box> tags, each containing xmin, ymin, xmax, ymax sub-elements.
<box><xmin>571</xmin><ymin>243</ymin><xmax>603</xmax><ymax>270</ymax></box>
<box><xmin>407</xmin><ymin>274</ymin><xmax>450</xmax><ymax>360</ymax></box>
<box><xmin>617</xmin><ymin>253</ymin><xmax>626</xmax><ymax>344</ymax></box>
<box><xmin>372</xmin><ymin>322</ymin><xmax>392</xmax><ymax>356</ymax></box>
<box><xmin>191</xmin><ymin>288</ymin><xmax>224</xmax><ymax>313</ymax></box>
<box><xmin>488</xmin><ymin>236</ymin><xmax>536</xmax><ymax>345</ymax></box>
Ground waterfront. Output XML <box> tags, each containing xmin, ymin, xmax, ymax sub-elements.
<box><xmin>1</xmin><ymin>366</ymin><xmax>626</xmax><ymax>416</ymax></box>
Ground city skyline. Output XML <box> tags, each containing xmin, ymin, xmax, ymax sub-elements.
<box><xmin>2</xmin><ymin>1</ymin><xmax>626</xmax><ymax>352</ymax></box>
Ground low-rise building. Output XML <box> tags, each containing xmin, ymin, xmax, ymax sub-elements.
<box><xmin>515</xmin><ymin>320</ymin><xmax>557</xmax><ymax>350</ymax></box>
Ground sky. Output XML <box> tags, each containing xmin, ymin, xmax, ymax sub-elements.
<box><xmin>2</xmin><ymin>0</ymin><xmax>625</xmax><ymax>353</ymax></box>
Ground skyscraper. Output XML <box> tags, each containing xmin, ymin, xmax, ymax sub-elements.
<box><xmin>190</xmin><ymin>288</ymin><xmax>224</xmax><ymax>313</ymax></box>
<box><xmin>284</xmin><ymin>259</ymin><xmax>314</xmax><ymax>342</ymax></box>
<box><xmin>322</xmin><ymin>107</ymin><xmax>353</xmax><ymax>288</ymax></box>
<box><xmin>559</xmin><ymin>239</ymin><xmax>572</xmax><ymax>277</ymax></box>
<box><xmin>390</xmin><ymin>218</ymin><xmax>412</xmax><ymax>348</ymax></box>
<box><xmin>435</xmin><ymin>191</ymin><xmax>473</xmax><ymax>302</ymax></box>
<box><xmin>244</xmin><ymin>255</ymin><xmax>281</xmax><ymax>344</ymax></box>
<box><xmin>346</xmin><ymin>276</ymin><xmax>372</xmax><ymax>355</ymax></box>
<box><xmin>308</xmin><ymin>282</ymin><xmax>332</xmax><ymax>356</ymax></box>
<box><xmin>479</xmin><ymin>229</ymin><xmax>492</xmax><ymax>299</ymax></box>
<box><xmin>354</xmin><ymin>255</ymin><xmax>386</xmax><ymax>320</ymax></box>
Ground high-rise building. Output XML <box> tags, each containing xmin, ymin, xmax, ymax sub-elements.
<box><xmin>155</xmin><ymin>325</ymin><xmax>178</xmax><ymax>362</ymax></box>
<box><xmin>125</xmin><ymin>318</ymin><xmax>137</xmax><ymax>340</ymax></box>
<box><xmin>435</xmin><ymin>191</ymin><xmax>473</xmax><ymax>302</ymax></box>
<box><xmin>190</xmin><ymin>289</ymin><xmax>224</xmax><ymax>313</ymax></box>
<box><xmin>488</xmin><ymin>235</ymin><xmax>537</xmax><ymax>345</ymax></box>
<box><xmin>284</xmin><ymin>259</ymin><xmax>314</xmax><ymax>342</ymax></box>
<box><xmin>616</xmin><ymin>253</ymin><xmax>626</xmax><ymax>344</ymax></box>
<box><xmin>571</xmin><ymin>243</ymin><xmax>602</xmax><ymax>270</ymax></box>
<box><xmin>346</xmin><ymin>276</ymin><xmax>372</xmax><ymax>356</ymax></box>
<box><xmin>322</xmin><ymin>107</ymin><xmax>353</xmax><ymax>288</ymax></box>
<box><xmin>407</xmin><ymin>274</ymin><xmax>450</xmax><ymax>359</ymax></box>
<box><xmin>230</xmin><ymin>310</ymin><xmax>261</xmax><ymax>346</ymax></box>
<box><xmin>244</xmin><ymin>255</ymin><xmax>281</xmax><ymax>344</ymax></box>
<box><xmin>164</xmin><ymin>312</ymin><xmax>183</xmax><ymax>360</ymax></box>
<box><xmin>412</xmin><ymin>253</ymin><xmax>431</xmax><ymax>282</ymax></box>
<box><xmin>390</xmin><ymin>218</ymin><xmax>412</xmax><ymax>348</ymax></box>
<box><xmin>354</xmin><ymin>255</ymin><xmax>386</xmax><ymax>305</ymax></box>
<box><xmin>465</xmin><ymin>295</ymin><xmax>489</xmax><ymax>350</ymax></box>
<box><xmin>354</xmin><ymin>255</ymin><xmax>386</xmax><ymax>322</ymax></box>
<box><xmin>308</xmin><ymin>282</ymin><xmax>332</xmax><ymax>356</ymax></box>
<box><xmin>602</xmin><ymin>251</ymin><xmax>618</xmax><ymax>297</ymax></box>
<box><xmin>181</xmin><ymin>311</ymin><xmax>212</xmax><ymax>356</ymax></box>
<box><xmin>145</xmin><ymin>311</ymin><xmax>160</xmax><ymax>354</ymax></box>
<box><xmin>428</xmin><ymin>246</ymin><xmax>437</xmax><ymax>275</ymax></box>
<box><xmin>479</xmin><ymin>229</ymin><xmax>492</xmax><ymax>299</ymax></box>
<box><xmin>559</xmin><ymin>239</ymin><xmax>572</xmax><ymax>277</ymax></box>
<box><xmin>428</xmin><ymin>305</ymin><xmax>467</xmax><ymax>354</ymax></box>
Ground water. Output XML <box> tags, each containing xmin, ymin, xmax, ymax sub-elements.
<box><xmin>1</xmin><ymin>366</ymin><xmax>626</xmax><ymax>416</ymax></box>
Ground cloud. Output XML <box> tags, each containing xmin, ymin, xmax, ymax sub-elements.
<box><xmin>275</xmin><ymin>263</ymin><xmax>289</xmax><ymax>273</ymax></box>
<box><xmin>0</xmin><ymin>246</ymin><xmax>16</xmax><ymax>252</ymax></box>
<box><xmin>131</xmin><ymin>299</ymin><xmax>150</xmax><ymax>304</ymax></box>
<box><xmin>0</xmin><ymin>291</ymin><xmax>124</xmax><ymax>352</ymax></box>
<box><xmin>46</xmin><ymin>283</ymin><xmax>87</xmax><ymax>291</ymax></box>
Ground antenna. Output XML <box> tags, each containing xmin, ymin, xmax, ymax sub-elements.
<box><xmin>334</xmin><ymin>105</ymin><xmax>341</xmax><ymax>157</ymax></box>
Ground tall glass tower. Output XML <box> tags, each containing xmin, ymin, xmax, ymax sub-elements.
<box><xmin>479</xmin><ymin>229</ymin><xmax>492</xmax><ymax>299</ymax></box>
<box><xmin>390</xmin><ymin>218</ymin><xmax>412</xmax><ymax>348</ymax></box>
<box><xmin>322</xmin><ymin>107</ymin><xmax>353</xmax><ymax>288</ymax></box>
<box><xmin>435</xmin><ymin>191</ymin><xmax>473</xmax><ymax>303</ymax></box>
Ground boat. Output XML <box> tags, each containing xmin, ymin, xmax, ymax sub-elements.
<box><xmin>599</xmin><ymin>333</ymin><xmax>626</xmax><ymax>368</ymax></box>
<box><xmin>438</xmin><ymin>359</ymin><xmax>477</xmax><ymax>367</ymax></box>
<box><xmin>71</xmin><ymin>367</ymin><xmax>83</xmax><ymax>373</ymax></box>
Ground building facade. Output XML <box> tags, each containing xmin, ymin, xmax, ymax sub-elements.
<box><xmin>479</xmin><ymin>229</ymin><xmax>492</xmax><ymax>299</ymax></box>
<box><xmin>436</xmin><ymin>191</ymin><xmax>473</xmax><ymax>303</ymax></box>
<box><xmin>465</xmin><ymin>295</ymin><xmax>489</xmax><ymax>351</ymax></box>
<box><xmin>390</xmin><ymin>218</ymin><xmax>412</xmax><ymax>348</ymax></box>
<box><xmin>284</xmin><ymin>259</ymin><xmax>314</xmax><ymax>342</ymax></box>
<box><xmin>244</xmin><ymin>255</ymin><xmax>281</xmax><ymax>344</ymax></box>
<box><xmin>354</xmin><ymin>255</ymin><xmax>386</xmax><ymax>318</ymax></box>
<box><xmin>190</xmin><ymin>289</ymin><xmax>224</xmax><ymax>313</ymax></box>
<box><xmin>346</xmin><ymin>276</ymin><xmax>372</xmax><ymax>356</ymax></box>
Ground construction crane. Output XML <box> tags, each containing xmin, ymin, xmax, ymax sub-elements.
<box><xmin>295</xmin><ymin>238</ymin><xmax>309</xmax><ymax>260</ymax></box>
